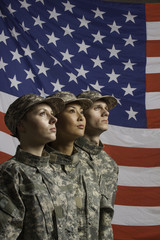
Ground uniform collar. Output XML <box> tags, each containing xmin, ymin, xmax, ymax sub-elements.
<box><xmin>75</xmin><ymin>136</ymin><xmax>103</xmax><ymax>155</ymax></box>
<box><xmin>15</xmin><ymin>146</ymin><xmax>50</xmax><ymax>167</ymax></box>
<box><xmin>45</xmin><ymin>144</ymin><xmax>79</xmax><ymax>166</ymax></box>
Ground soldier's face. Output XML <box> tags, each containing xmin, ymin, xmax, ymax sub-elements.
<box><xmin>84</xmin><ymin>100</ymin><xmax>109</xmax><ymax>135</ymax></box>
<box><xmin>56</xmin><ymin>103</ymin><xmax>86</xmax><ymax>140</ymax></box>
<box><xmin>18</xmin><ymin>103</ymin><xmax>57</xmax><ymax>145</ymax></box>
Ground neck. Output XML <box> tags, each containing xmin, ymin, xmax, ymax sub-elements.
<box><xmin>84</xmin><ymin>133</ymin><xmax>100</xmax><ymax>146</ymax></box>
<box><xmin>19</xmin><ymin>140</ymin><xmax>44</xmax><ymax>157</ymax></box>
<box><xmin>49</xmin><ymin>139</ymin><xmax>74</xmax><ymax>156</ymax></box>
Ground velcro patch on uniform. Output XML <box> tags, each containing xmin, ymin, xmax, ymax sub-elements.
<box><xmin>0</xmin><ymin>193</ymin><xmax>16</xmax><ymax>217</ymax></box>
<box><xmin>54</xmin><ymin>205</ymin><xmax>64</xmax><ymax>218</ymax></box>
<box><xmin>75</xmin><ymin>196</ymin><xmax>83</xmax><ymax>209</ymax></box>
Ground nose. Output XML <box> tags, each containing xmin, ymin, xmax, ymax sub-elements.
<box><xmin>49</xmin><ymin>114</ymin><xmax>57</xmax><ymax>124</ymax></box>
<box><xmin>102</xmin><ymin>108</ymin><xmax>109</xmax><ymax>117</ymax></box>
<box><xmin>77</xmin><ymin>112</ymin><xmax>85</xmax><ymax>121</ymax></box>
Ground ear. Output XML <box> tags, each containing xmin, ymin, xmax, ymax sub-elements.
<box><xmin>17</xmin><ymin>120</ymin><xmax>26</xmax><ymax>134</ymax></box>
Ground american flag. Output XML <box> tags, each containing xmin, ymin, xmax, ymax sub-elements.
<box><xmin>0</xmin><ymin>0</ymin><xmax>160</xmax><ymax>239</ymax></box>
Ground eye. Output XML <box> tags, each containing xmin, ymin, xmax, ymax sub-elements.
<box><xmin>80</xmin><ymin>110</ymin><xmax>84</xmax><ymax>115</ymax></box>
<box><xmin>39</xmin><ymin>111</ymin><xmax>46</xmax><ymax>116</ymax></box>
<box><xmin>94</xmin><ymin>106</ymin><xmax>101</xmax><ymax>110</ymax></box>
<box><xmin>69</xmin><ymin>108</ymin><xmax>75</xmax><ymax>113</ymax></box>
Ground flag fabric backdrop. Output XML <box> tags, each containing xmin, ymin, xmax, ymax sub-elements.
<box><xmin>0</xmin><ymin>0</ymin><xmax>160</xmax><ymax>239</ymax></box>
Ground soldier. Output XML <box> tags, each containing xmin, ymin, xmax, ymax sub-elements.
<box><xmin>0</xmin><ymin>94</ymin><xmax>78</xmax><ymax>240</ymax></box>
<box><xmin>75</xmin><ymin>90</ymin><xmax>119</xmax><ymax>240</ymax></box>
<box><xmin>46</xmin><ymin>92</ymin><xmax>104</xmax><ymax>240</ymax></box>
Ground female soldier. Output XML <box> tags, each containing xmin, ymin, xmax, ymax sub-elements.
<box><xmin>0</xmin><ymin>93</ymin><xmax>78</xmax><ymax>240</ymax></box>
<box><xmin>46</xmin><ymin>92</ymin><xmax>107</xmax><ymax>240</ymax></box>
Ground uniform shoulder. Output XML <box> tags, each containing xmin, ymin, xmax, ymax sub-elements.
<box><xmin>0</xmin><ymin>157</ymin><xmax>23</xmax><ymax>177</ymax></box>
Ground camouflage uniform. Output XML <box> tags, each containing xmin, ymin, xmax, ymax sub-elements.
<box><xmin>46</xmin><ymin>144</ymin><xmax>104</xmax><ymax>240</ymax></box>
<box><xmin>75</xmin><ymin>137</ymin><xmax>119</xmax><ymax>240</ymax></box>
<box><xmin>0</xmin><ymin>146</ymin><xmax>78</xmax><ymax>240</ymax></box>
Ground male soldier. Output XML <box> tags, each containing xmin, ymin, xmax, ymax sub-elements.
<box><xmin>0</xmin><ymin>94</ymin><xmax>79</xmax><ymax>240</ymax></box>
<box><xmin>75</xmin><ymin>90</ymin><xmax>119</xmax><ymax>240</ymax></box>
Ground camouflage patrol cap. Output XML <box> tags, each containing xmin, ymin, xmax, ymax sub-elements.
<box><xmin>4</xmin><ymin>93</ymin><xmax>64</xmax><ymax>137</ymax></box>
<box><xmin>49</xmin><ymin>91</ymin><xmax>92</xmax><ymax>110</ymax></box>
<box><xmin>77</xmin><ymin>90</ymin><xmax>117</xmax><ymax>110</ymax></box>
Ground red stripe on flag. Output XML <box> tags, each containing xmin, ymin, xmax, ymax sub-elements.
<box><xmin>146</xmin><ymin>109</ymin><xmax>160</xmax><ymax>128</ymax></box>
<box><xmin>113</xmin><ymin>225</ymin><xmax>160</xmax><ymax>240</ymax></box>
<box><xmin>146</xmin><ymin>40</ymin><xmax>160</xmax><ymax>57</ymax></box>
<box><xmin>115</xmin><ymin>186</ymin><xmax>160</xmax><ymax>206</ymax></box>
<box><xmin>0</xmin><ymin>151</ymin><xmax>11</xmax><ymax>164</ymax></box>
<box><xmin>146</xmin><ymin>3</ymin><xmax>160</xmax><ymax>21</ymax></box>
<box><xmin>0</xmin><ymin>112</ymin><xmax>11</xmax><ymax>134</ymax></box>
<box><xmin>146</xmin><ymin>74</ymin><xmax>160</xmax><ymax>92</ymax></box>
<box><xmin>103</xmin><ymin>145</ymin><xmax>160</xmax><ymax>167</ymax></box>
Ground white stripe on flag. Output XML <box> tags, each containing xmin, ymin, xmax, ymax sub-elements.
<box><xmin>146</xmin><ymin>57</ymin><xmax>160</xmax><ymax>74</ymax></box>
<box><xmin>146</xmin><ymin>22</ymin><xmax>160</xmax><ymax>40</ymax></box>
<box><xmin>118</xmin><ymin>166</ymin><xmax>160</xmax><ymax>187</ymax></box>
<box><xmin>100</xmin><ymin>125</ymin><xmax>160</xmax><ymax>148</ymax></box>
<box><xmin>112</xmin><ymin>205</ymin><xmax>160</xmax><ymax>226</ymax></box>
<box><xmin>0</xmin><ymin>91</ymin><xmax>17</xmax><ymax>113</ymax></box>
<box><xmin>146</xmin><ymin>92</ymin><xmax>160</xmax><ymax>110</ymax></box>
<box><xmin>0</xmin><ymin>131</ymin><xmax>19</xmax><ymax>156</ymax></box>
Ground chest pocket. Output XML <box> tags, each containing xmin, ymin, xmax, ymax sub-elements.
<box><xmin>0</xmin><ymin>192</ymin><xmax>22</xmax><ymax>229</ymax></box>
<box><xmin>19</xmin><ymin>183</ymin><xmax>54</xmax><ymax>234</ymax></box>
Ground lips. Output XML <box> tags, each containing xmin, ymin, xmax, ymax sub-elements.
<box><xmin>50</xmin><ymin>127</ymin><xmax>56</xmax><ymax>132</ymax></box>
<box><xmin>77</xmin><ymin>125</ymin><xmax>85</xmax><ymax>129</ymax></box>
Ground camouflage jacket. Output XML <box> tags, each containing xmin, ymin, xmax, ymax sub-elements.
<box><xmin>75</xmin><ymin>137</ymin><xmax>119</xmax><ymax>240</ymax></box>
<box><xmin>0</xmin><ymin>146</ymin><xmax>78</xmax><ymax>240</ymax></box>
<box><xmin>46</xmin><ymin>144</ymin><xmax>104</xmax><ymax>240</ymax></box>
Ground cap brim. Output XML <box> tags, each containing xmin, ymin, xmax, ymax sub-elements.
<box><xmin>93</xmin><ymin>96</ymin><xmax>117</xmax><ymax>110</ymax></box>
<box><xmin>43</xmin><ymin>97</ymin><xmax>64</xmax><ymax>114</ymax></box>
<box><xmin>66</xmin><ymin>98</ymin><xmax>92</xmax><ymax>110</ymax></box>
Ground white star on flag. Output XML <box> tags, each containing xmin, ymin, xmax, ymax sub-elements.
<box><xmin>67</xmin><ymin>73</ymin><xmax>78</xmax><ymax>83</ymax></box>
<box><xmin>122</xmin><ymin>83</ymin><xmax>137</xmax><ymax>96</ymax></box>
<box><xmin>60</xmin><ymin>49</ymin><xmax>74</xmax><ymax>63</ymax></box>
<box><xmin>22</xmin><ymin>45</ymin><xmax>35</xmax><ymax>59</ymax></box>
<box><xmin>20</xmin><ymin>0</ymin><xmax>31</xmax><ymax>11</ymax></box>
<box><xmin>123</xmin><ymin>34</ymin><xmax>137</xmax><ymax>46</ymax></box>
<box><xmin>123</xmin><ymin>11</ymin><xmax>137</xmax><ymax>23</ymax></box>
<box><xmin>122</xmin><ymin>59</ymin><xmax>136</xmax><ymax>70</ymax></box>
<box><xmin>24</xmin><ymin>69</ymin><xmax>36</xmax><ymax>82</ymax></box>
<box><xmin>51</xmin><ymin>79</ymin><xmax>65</xmax><ymax>91</ymax></box>
<box><xmin>92</xmin><ymin>7</ymin><xmax>105</xmax><ymax>19</ymax></box>
<box><xmin>61</xmin><ymin>24</ymin><xmax>75</xmax><ymax>37</ymax></box>
<box><xmin>91</xmin><ymin>55</ymin><xmax>105</xmax><ymax>68</ymax></box>
<box><xmin>75</xmin><ymin>65</ymin><xmax>89</xmax><ymax>78</ymax></box>
<box><xmin>46</xmin><ymin>32</ymin><xmax>59</xmax><ymax>46</ymax></box>
<box><xmin>78</xmin><ymin>15</ymin><xmax>90</xmax><ymax>29</ymax></box>
<box><xmin>92</xmin><ymin>30</ymin><xmax>105</xmax><ymax>43</ymax></box>
<box><xmin>90</xmin><ymin>80</ymin><xmax>104</xmax><ymax>91</ymax></box>
<box><xmin>62</xmin><ymin>1</ymin><xmax>75</xmax><ymax>13</ymax></box>
<box><xmin>106</xmin><ymin>69</ymin><xmax>120</xmax><ymax>83</ymax></box>
<box><xmin>33</xmin><ymin>15</ymin><xmax>45</xmax><ymax>28</ymax></box>
<box><xmin>0</xmin><ymin>30</ymin><xmax>9</xmax><ymax>45</ymax></box>
<box><xmin>9</xmin><ymin>75</ymin><xmax>21</xmax><ymax>90</ymax></box>
<box><xmin>11</xmin><ymin>49</ymin><xmax>23</xmax><ymax>63</ymax></box>
<box><xmin>126</xmin><ymin>106</ymin><xmax>138</xmax><ymax>120</ymax></box>
<box><xmin>0</xmin><ymin>57</ymin><xmax>8</xmax><ymax>71</ymax></box>
<box><xmin>107</xmin><ymin>45</ymin><xmax>121</xmax><ymax>58</ymax></box>
<box><xmin>36</xmin><ymin>62</ymin><xmax>50</xmax><ymax>76</ymax></box>
<box><xmin>48</xmin><ymin>7</ymin><xmax>61</xmax><ymax>21</ymax></box>
<box><xmin>77</xmin><ymin>40</ymin><xmax>90</xmax><ymax>53</ymax></box>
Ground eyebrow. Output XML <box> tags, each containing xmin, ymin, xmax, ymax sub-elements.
<box><xmin>38</xmin><ymin>107</ymin><xmax>54</xmax><ymax>114</ymax></box>
<box><xmin>66</xmin><ymin>104</ymin><xmax>83</xmax><ymax>109</ymax></box>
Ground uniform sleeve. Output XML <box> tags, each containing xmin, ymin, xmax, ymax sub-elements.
<box><xmin>0</xmin><ymin>166</ymin><xmax>25</xmax><ymax>239</ymax></box>
<box><xmin>99</xmin><ymin>159</ymin><xmax>119</xmax><ymax>240</ymax></box>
